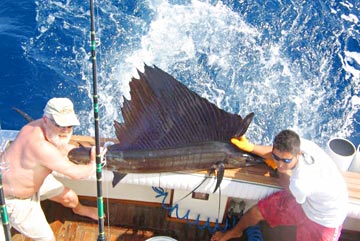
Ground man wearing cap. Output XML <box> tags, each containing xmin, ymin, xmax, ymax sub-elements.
<box><xmin>1</xmin><ymin>97</ymin><xmax>99</xmax><ymax>241</ymax></box>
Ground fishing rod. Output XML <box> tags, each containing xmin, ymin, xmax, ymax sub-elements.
<box><xmin>0</xmin><ymin>173</ymin><xmax>11</xmax><ymax>241</ymax></box>
<box><xmin>0</xmin><ymin>145</ymin><xmax>11</xmax><ymax>241</ymax></box>
<box><xmin>89</xmin><ymin>0</ymin><xmax>106</xmax><ymax>240</ymax></box>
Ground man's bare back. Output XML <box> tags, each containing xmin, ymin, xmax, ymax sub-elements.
<box><xmin>2</xmin><ymin>118</ymin><xmax>95</xmax><ymax>199</ymax></box>
<box><xmin>3</xmin><ymin>120</ymin><xmax>52</xmax><ymax>198</ymax></box>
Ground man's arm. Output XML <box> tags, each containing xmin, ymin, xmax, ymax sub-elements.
<box><xmin>33</xmin><ymin>140</ymin><xmax>95</xmax><ymax>179</ymax></box>
<box><xmin>252</xmin><ymin>144</ymin><xmax>273</xmax><ymax>160</ymax></box>
<box><xmin>277</xmin><ymin>171</ymin><xmax>291</xmax><ymax>189</ymax></box>
<box><xmin>231</xmin><ymin>136</ymin><xmax>273</xmax><ymax>159</ymax></box>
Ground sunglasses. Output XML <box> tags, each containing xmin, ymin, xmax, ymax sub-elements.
<box><xmin>48</xmin><ymin>117</ymin><xmax>73</xmax><ymax>129</ymax></box>
<box><xmin>271</xmin><ymin>152</ymin><xmax>293</xmax><ymax>164</ymax></box>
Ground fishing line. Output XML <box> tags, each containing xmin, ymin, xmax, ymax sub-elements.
<box><xmin>217</xmin><ymin>186</ymin><xmax>221</xmax><ymax>221</ymax></box>
<box><xmin>102</xmin><ymin>176</ymin><xmax>111</xmax><ymax>238</ymax></box>
<box><xmin>101</xmin><ymin>141</ymin><xmax>113</xmax><ymax>234</ymax></box>
<box><xmin>172</xmin><ymin>172</ymin><xmax>213</xmax><ymax>204</ymax></box>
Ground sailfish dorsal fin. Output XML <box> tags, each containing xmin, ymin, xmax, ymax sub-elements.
<box><xmin>113</xmin><ymin>65</ymin><xmax>253</xmax><ymax>151</ymax></box>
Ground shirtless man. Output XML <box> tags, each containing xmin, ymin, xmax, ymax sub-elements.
<box><xmin>0</xmin><ymin>97</ymin><xmax>99</xmax><ymax>241</ymax></box>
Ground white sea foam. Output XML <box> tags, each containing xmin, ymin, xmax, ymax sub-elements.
<box><xmin>341</xmin><ymin>13</ymin><xmax>359</xmax><ymax>23</ymax></box>
<box><xmin>25</xmin><ymin>0</ymin><xmax>360</xmax><ymax>145</ymax></box>
<box><xmin>92</xmin><ymin>0</ymin><xmax>360</xmax><ymax>145</ymax></box>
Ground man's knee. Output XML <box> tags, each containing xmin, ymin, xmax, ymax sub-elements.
<box><xmin>51</xmin><ymin>188</ymin><xmax>79</xmax><ymax>208</ymax></box>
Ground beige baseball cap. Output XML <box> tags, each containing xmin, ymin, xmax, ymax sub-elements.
<box><xmin>43</xmin><ymin>98</ymin><xmax>80</xmax><ymax>126</ymax></box>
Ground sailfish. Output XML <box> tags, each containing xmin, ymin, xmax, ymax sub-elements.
<box><xmin>68</xmin><ymin>64</ymin><xmax>265</xmax><ymax>192</ymax></box>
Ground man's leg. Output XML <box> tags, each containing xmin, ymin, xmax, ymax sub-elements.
<box><xmin>40</xmin><ymin>174</ymin><xmax>98</xmax><ymax>221</ymax></box>
<box><xmin>258</xmin><ymin>190</ymin><xmax>305</xmax><ymax>227</ymax></box>
<box><xmin>297</xmin><ymin>219</ymin><xmax>343</xmax><ymax>241</ymax></box>
<box><xmin>258</xmin><ymin>190</ymin><xmax>341</xmax><ymax>241</ymax></box>
<box><xmin>211</xmin><ymin>205</ymin><xmax>265</xmax><ymax>241</ymax></box>
<box><xmin>49</xmin><ymin>187</ymin><xmax>99</xmax><ymax>220</ymax></box>
<box><xmin>6</xmin><ymin>196</ymin><xmax>55</xmax><ymax>241</ymax></box>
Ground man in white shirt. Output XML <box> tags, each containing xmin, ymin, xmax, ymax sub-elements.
<box><xmin>211</xmin><ymin>129</ymin><xmax>348</xmax><ymax>241</ymax></box>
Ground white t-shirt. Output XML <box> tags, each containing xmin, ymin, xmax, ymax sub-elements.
<box><xmin>289</xmin><ymin>138</ymin><xmax>348</xmax><ymax>228</ymax></box>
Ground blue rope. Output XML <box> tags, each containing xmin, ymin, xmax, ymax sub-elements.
<box><xmin>245</xmin><ymin>225</ymin><xmax>263</xmax><ymax>241</ymax></box>
<box><xmin>152</xmin><ymin>186</ymin><xmax>231</xmax><ymax>234</ymax></box>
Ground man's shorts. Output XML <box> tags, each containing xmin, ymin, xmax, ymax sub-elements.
<box><xmin>0</xmin><ymin>174</ymin><xmax>65</xmax><ymax>241</ymax></box>
<box><xmin>258</xmin><ymin>190</ymin><xmax>342</xmax><ymax>241</ymax></box>
<box><xmin>39</xmin><ymin>173</ymin><xmax>65</xmax><ymax>200</ymax></box>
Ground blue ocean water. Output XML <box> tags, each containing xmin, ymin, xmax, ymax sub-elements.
<box><xmin>0</xmin><ymin>0</ymin><xmax>359</xmax><ymax>149</ymax></box>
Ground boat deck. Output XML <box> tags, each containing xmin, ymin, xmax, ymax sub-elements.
<box><xmin>3</xmin><ymin>132</ymin><xmax>360</xmax><ymax>240</ymax></box>
<box><xmin>11</xmin><ymin>197</ymin><xmax>211</xmax><ymax>241</ymax></box>
<box><xmin>10</xmin><ymin>197</ymin><xmax>360</xmax><ymax>241</ymax></box>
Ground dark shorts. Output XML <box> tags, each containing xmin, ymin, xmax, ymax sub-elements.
<box><xmin>258</xmin><ymin>190</ymin><xmax>342</xmax><ymax>241</ymax></box>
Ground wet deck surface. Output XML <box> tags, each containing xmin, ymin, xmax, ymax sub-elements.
<box><xmin>10</xmin><ymin>197</ymin><xmax>360</xmax><ymax>241</ymax></box>
<box><xmin>11</xmin><ymin>197</ymin><xmax>211</xmax><ymax>241</ymax></box>
<box><xmin>13</xmin><ymin>221</ymin><xmax>155</xmax><ymax>241</ymax></box>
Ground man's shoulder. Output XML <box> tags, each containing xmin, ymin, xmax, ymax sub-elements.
<box><xmin>19</xmin><ymin>120</ymin><xmax>44</xmax><ymax>137</ymax></box>
<box><xmin>16</xmin><ymin>124</ymin><xmax>48</xmax><ymax>151</ymax></box>
<box><xmin>300</xmin><ymin>138</ymin><xmax>327</xmax><ymax>158</ymax></box>
<box><xmin>298</xmin><ymin>138</ymin><xmax>339</xmax><ymax>171</ymax></box>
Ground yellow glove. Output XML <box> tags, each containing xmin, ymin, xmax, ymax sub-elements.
<box><xmin>230</xmin><ymin>136</ymin><xmax>254</xmax><ymax>152</ymax></box>
<box><xmin>264</xmin><ymin>159</ymin><xmax>277</xmax><ymax>170</ymax></box>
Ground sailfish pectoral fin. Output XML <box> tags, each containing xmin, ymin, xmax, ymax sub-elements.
<box><xmin>213</xmin><ymin>162</ymin><xmax>225</xmax><ymax>193</ymax></box>
<box><xmin>112</xmin><ymin>172</ymin><xmax>127</xmax><ymax>187</ymax></box>
<box><xmin>176</xmin><ymin>173</ymin><xmax>212</xmax><ymax>203</ymax></box>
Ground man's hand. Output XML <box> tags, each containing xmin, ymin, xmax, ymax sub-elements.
<box><xmin>277</xmin><ymin>171</ymin><xmax>291</xmax><ymax>189</ymax></box>
<box><xmin>211</xmin><ymin>231</ymin><xmax>226</xmax><ymax>241</ymax></box>
<box><xmin>211</xmin><ymin>230</ymin><xmax>242</xmax><ymax>241</ymax></box>
<box><xmin>89</xmin><ymin>146</ymin><xmax>107</xmax><ymax>162</ymax></box>
<box><xmin>99</xmin><ymin>147</ymin><xmax>108</xmax><ymax>166</ymax></box>
<box><xmin>230</xmin><ymin>136</ymin><xmax>254</xmax><ymax>152</ymax></box>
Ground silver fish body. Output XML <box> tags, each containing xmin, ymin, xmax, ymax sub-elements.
<box><xmin>68</xmin><ymin>141</ymin><xmax>264</xmax><ymax>174</ymax></box>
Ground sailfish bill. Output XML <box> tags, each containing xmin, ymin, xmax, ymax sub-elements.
<box><xmin>68</xmin><ymin>65</ymin><xmax>265</xmax><ymax>191</ymax></box>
